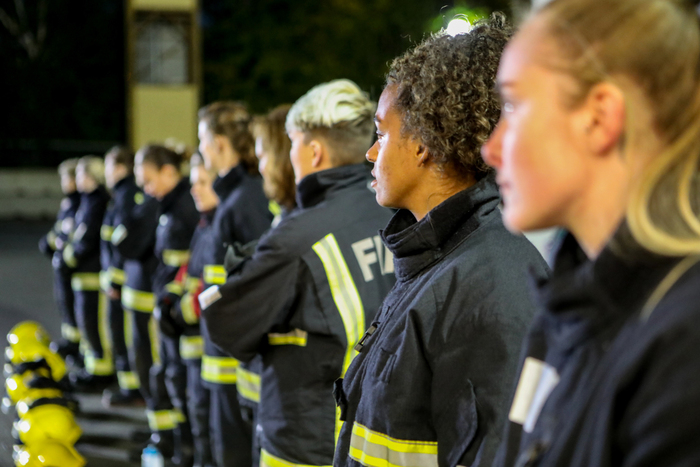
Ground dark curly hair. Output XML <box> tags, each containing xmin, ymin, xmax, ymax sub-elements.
<box><xmin>387</xmin><ymin>12</ymin><xmax>512</xmax><ymax>180</ymax></box>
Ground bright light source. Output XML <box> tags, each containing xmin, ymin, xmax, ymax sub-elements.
<box><xmin>446</xmin><ymin>18</ymin><xmax>472</xmax><ymax>36</ymax></box>
<box><xmin>6</xmin><ymin>379</ymin><xmax>17</xmax><ymax>391</ymax></box>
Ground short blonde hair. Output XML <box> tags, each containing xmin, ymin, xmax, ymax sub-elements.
<box><xmin>77</xmin><ymin>156</ymin><xmax>105</xmax><ymax>186</ymax></box>
<box><xmin>537</xmin><ymin>0</ymin><xmax>700</xmax><ymax>256</ymax></box>
<box><xmin>58</xmin><ymin>158</ymin><xmax>79</xmax><ymax>179</ymax></box>
<box><xmin>286</xmin><ymin>79</ymin><xmax>376</xmax><ymax>167</ymax></box>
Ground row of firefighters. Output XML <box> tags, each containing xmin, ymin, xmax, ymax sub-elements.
<box><xmin>35</xmin><ymin>94</ymin><xmax>399</xmax><ymax>467</ymax></box>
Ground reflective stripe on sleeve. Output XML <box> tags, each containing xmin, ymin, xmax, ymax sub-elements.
<box><xmin>63</xmin><ymin>244</ymin><xmax>77</xmax><ymax>268</ymax></box>
<box><xmin>312</xmin><ymin>233</ymin><xmax>365</xmax><ymax>441</ymax></box>
<box><xmin>201</xmin><ymin>355</ymin><xmax>239</xmax><ymax>384</ymax></box>
<box><xmin>348</xmin><ymin>422</ymin><xmax>438</xmax><ymax>467</ymax></box>
<box><xmin>260</xmin><ymin>448</ymin><xmax>331</xmax><ymax>467</ymax></box>
<box><xmin>109</xmin><ymin>267</ymin><xmax>126</xmax><ymax>286</ymax></box>
<box><xmin>185</xmin><ymin>276</ymin><xmax>200</xmax><ymax>293</ymax></box>
<box><xmin>179</xmin><ymin>335</ymin><xmax>204</xmax><ymax>360</ymax></box>
<box><xmin>146</xmin><ymin>410</ymin><xmax>177</xmax><ymax>431</ymax></box>
<box><xmin>47</xmin><ymin>231</ymin><xmax>58</xmax><ymax>250</ymax></box>
<box><xmin>121</xmin><ymin>287</ymin><xmax>155</xmax><ymax>313</ymax></box>
<box><xmin>267</xmin><ymin>329</ymin><xmax>308</xmax><ymax>347</ymax></box>
<box><xmin>61</xmin><ymin>324</ymin><xmax>81</xmax><ymax>343</ymax></box>
<box><xmin>166</xmin><ymin>281</ymin><xmax>184</xmax><ymax>296</ymax></box>
<box><xmin>162</xmin><ymin>249</ymin><xmax>190</xmax><ymax>267</ymax></box>
<box><xmin>236</xmin><ymin>366</ymin><xmax>261</xmax><ymax>403</ymax></box>
<box><xmin>180</xmin><ymin>292</ymin><xmax>199</xmax><ymax>325</ymax></box>
<box><xmin>100</xmin><ymin>224</ymin><xmax>114</xmax><ymax>241</ymax></box>
<box><xmin>71</xmin><ymin>273</ymin><xmax>101</xmax><ymax>292</ymax></box>
<box><xmin>203</xmin><ymin>264</ymin><xmax>227</xmax><ymax>285</ymax></box>
<box><xmin>149</xmin><ymin>316</ymin><xmax>161</xmax><ymax>366</ymax></box>
<box><xmin>117</xmin><ymin>371</ymin><xmax>140</xmax><ymax>390</ymax></box>
<box><xmin>99</xmin><ymin>270</ymin><xmax>111</xmax><ymax>292</ymax></box>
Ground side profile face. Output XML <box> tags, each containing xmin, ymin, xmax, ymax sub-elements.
<box><xmin>60</xmin><ymin>174</ymin><xmax>76</xmax><ymax>195</ymax></box>
<box><xmin>198</xmin><ymin>121</ymin><xmax>221</xmax><ymax>172</ymax></box>
<box><xmin>136</xmin><ymin>161</ymin><xmax>171</xmax><ymax>200</ymax></box>
<box><xmin>104</xmin><ymin>156</ymin><xmax>127</xmax><ymax>191</ymax></box>
<box><xmin>481</xmin><ymin>18</ymin><xmax>593</xmax><ymax>232</ymax></box>
<box><xmin>288</xmin><ymin>130</ymin><xmax>315</xmax><ymax>184</ymax></box>
<box><xmin>190</xmin><ymin>165</ymin><xmax>219</xmax><ymax>212</ymax></box>
<box><xmin>75</xmin><ymin>164</ymin><xmax>97</xmax><ymax>194</ymax></box>
<box><xmin>366</xmin><ymin>85</ymin><xmax>424</xmax><ymax>209</ymax></box>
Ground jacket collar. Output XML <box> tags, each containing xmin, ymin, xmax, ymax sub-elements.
<box><xmin>296</xmin><ymin>164</ymin><xmax>370</xmax><ymax>209</ymax></box>
<box><xmin>113</xmin><ymin>175</ymin><xmax>135</xmax><ymax>194</ymax></box>
<box><xmin>68</xmin><ymin>190</ymin><xmax>81</xmax><ymax>205</ymax></box>
<box><xmin>199</xmin><ymin>208</ymin><xmax>216</xmax><ymax>226</ymax></box>
<box><xmin>534</xmin><ymin>227</ymin><xmax>678</xmax><ymax>351</ymax></box>
<box><xmin>213</xmin><ymin>164</ymin><xmax>246</xmax><ymax>201</ymax></box>
<box><xmin>381</xmin><ymin>174</ymin><xmax>501</xmax><ymax>281</ymax></box>
<box><xmin>160</xmin><ymin>178</ymin><xmax>190</xmax><ymax>213</ymax></box>
<box><xmin>81</xmin><ymin>184</ymin><xmax>109</xmax><ymax>203</ymax></box>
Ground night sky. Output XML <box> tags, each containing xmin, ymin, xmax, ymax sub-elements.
<box><xmin>0</xmin><ymin>0</ymin><xmax>515</xmax><ymax>167</ymax></box>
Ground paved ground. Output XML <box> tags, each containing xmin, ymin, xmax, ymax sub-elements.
<box><xmin>0</xmin><ymin>221</ymin><xmax>145</xmax><ymax>466</ymax></box>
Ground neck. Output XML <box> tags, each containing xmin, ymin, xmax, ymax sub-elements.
<box><xmin>408</xmin><ymin>170</ymin><xmax>474</xmax><ymax>221</ymax></box>
<box><xmin>218</xmin><ymin>151</ymin><xmax>240</xmax><ymax>177</ymax></box>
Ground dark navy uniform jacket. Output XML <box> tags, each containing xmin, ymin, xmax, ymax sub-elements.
<box><xmin>201</xmin><ymin>163</ymin><xmax>396</xmax><ymax>467</ymax></box>
<box><xmin>334</xmin><ymin>175</ymin><xmax>549</xmax><ymax>467</ymax></box>
<box><xmin>40</xmin><ymin>191</ymin><xmax>81</xmax><ymax>259</ymax></box>
<box><xmin>493</xmin><ymin>231</ymin><xmax>700</xmax><ymax>467</ymax></box>
<box><xmin>62</xmin><ymin>186</ymin><xmax>110</xmax><ymax>274</ymax></box>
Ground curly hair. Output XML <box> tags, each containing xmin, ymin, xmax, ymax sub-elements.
<box><xmin>198</xmin><ymin>101</ymin><xmax>259</xmax><ymax>175</ymax></box>
<box><xmin>387</xmin><ymin>12</ymin><xmax>512</xmax><ymax>180</ymax></box>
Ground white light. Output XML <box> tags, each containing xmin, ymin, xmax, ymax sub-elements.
<box><xmin>9</xmin><ymin>335</ymin><xmax>19</xmax><ymax>345</ymax></box>
<box><xmin>6</xmin><ymin>379</ymin><xmax>17</xmax><ymax>391</ymax></box>
<box><xmin>446</xmin><ymin>18</ymin><xmax>472</xmax><ymax>36</ymax></box>
<box><xmin>19</xmin><ymin>450</ymin><xmax>30</xmax><ymax>465</ymax></box>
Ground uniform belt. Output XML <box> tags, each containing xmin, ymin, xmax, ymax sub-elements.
<box><xmin>201</xmin><ymin>355</ymin><xmax>239</xmax><ymax>384</ymax></box>
<box><xmin>349</xmin><ymin>422</ymin><xmax>438</xmax><ymax>467</ymax></box>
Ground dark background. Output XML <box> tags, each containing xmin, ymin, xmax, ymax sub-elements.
<box><xmin>0</xmin><ymin>0</ymin><xmax>519</xmax><ymax>168</ymax></box>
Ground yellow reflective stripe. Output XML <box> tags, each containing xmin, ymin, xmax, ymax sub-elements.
<box><xmin>124</xmin><ymin>309</ymin><xmax>134</xmax><ymax>349</ymax></box>
<box><xmin>268</xmin><ymin>329</ymin><xmax>308</xmax><ymax>347</ymax></box>
<box><xmin>162</xmin><ymin>249</ymin><xmax>190</xmax><ymax>267</ymax></box>
<box><xmin>100</xmin><ymin>270</ymin><xmax>111</xmax><ymax>292</ymax></box>
<box><xmin>349</xmin><ymin>422</ymin><xmax>438</xmax><ymax>467</ymax></box>
<box><xmin>147</xmin><ymin>410</ymin><xmax>177</xmax><ymax>431</ymax></box>
<box><xmin>166</xmin><ymin>281</ymin><xmax>184</xmax><ymax>296</ymax></box>
<box><xmin>185</xmin><ymin>276</ymin><xmax>200</xmax><ymax>293</ymax></box>
<box><xmin>201</xmin><ymin>355</ymin><xmax>239</xmax><ymax>384</ymax></box>
<box><xmin>260</xmin><ymin>449</ymin><xmax>331</xmax><ymax>467</ymax></box>
<box><xmin>61</xmin><ymin>324</ymin><xmax>81</xmax><ymax>343</ymax></box>
<box><xmin>85</xmin><ymin>292</ymin><xmax>114</xmax><ymax>376</ymax></box>
<box><xmin>85</xmin><ymin>352</ymin><xmax>114</xmax><ymax>375</ymax></box>
<box><xmin>101</xmin><ymin>224</ymin><xmax>114</xmax><ymax>241</ymax></box>
<box><xmin>180</xmin><ymin>335</ymin><xmax>204</xmax><ymax>360</ymax></box>
<box><xmin>312</xmin><ymin>233</ymin><xmax>365</xmax><ymax>442</ymax></box>
<box><xmin>71</xmin><ymin>273</ymin><xmax>101</xmax><ymax>291</ymax></box>
<box><xmin>180</xmin><ymin>292</ymin><xmax>199</xmax><ymax>325</ymax></box>
<box><xmin>203</xmin><ymin>264</ymin><xmax>227</xmax><ymax>285</ymax></box>
<box><xmin>149</xmin><ymin>315</ymin><xmax>161</xmax><ymax>366</ymax></box>
<box><xmin>47</xmin><ymin>231</ymin><xmax>58</xmax><ymax>250</ymax></box>
<box><xmin>173</xmin><ymin>407</ymin><xmax>186</xmax><ymax>423</ymax></box>
<box><xmin>63</xmin><ymin>244</ymin><xmax>77</xmax><ymax>268</ymax></box>
<box><xmin>117</xmin><ymin>371</ymin><xmax>140</xmax><ymax>390</ymax></box>
<box><xmin>268</xmin><ymin>200</ymin><xmax>282</xmax><ymax>217</ymax></box>
<box><xmin>236</xmin><ymin>366</ymin><xmax>261</xmax><ymax>403</ymax></box>
<box><xmin>109</xmin><ymin>267</ymin><xmax>126</xmax><ymax>285</ymax></box>
<box><xmin>122</xmin><ymin>287</ymin><xmax>155</xmax><ymax>313</ymax></box>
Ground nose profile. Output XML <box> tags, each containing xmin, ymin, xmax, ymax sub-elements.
<box><xmin>366</xmin><ymin>141</ymin><xmax>378</xmax><ymax>163</ymax></box>
<box><xmin>481</xmin><ymin>123</ymin><xmax>503</xmax><ymax>169</ymax></box>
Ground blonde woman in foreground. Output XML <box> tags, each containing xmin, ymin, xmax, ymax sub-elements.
<box><xmin>481</xmin><ymin>0</ymin><xmax>700</xmax><ymax>465</ymax></box>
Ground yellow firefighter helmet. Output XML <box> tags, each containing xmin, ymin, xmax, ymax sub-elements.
<box><xmin>7</xmin><ymin>322</ymin><xmax>51</xmax><ymax>348</ymax></box>
<box><xmin>14</xmin><ymin>404</ymin><xmax>81</xmax><ymax>447</ymax></box>
<box><xmin>13</xmin><ymin>440</ymin><xmax>86</xmax><ymax>467</ymax></box>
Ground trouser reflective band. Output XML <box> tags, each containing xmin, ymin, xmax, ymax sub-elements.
<box><xmin>180</xmin><ymin>335</ymin><xmax>204</xmax><ymax>360</ymax></box>
<box><xmin>149</xmin><ymin>315</ymin><xmax>161</xmax><ymax>366</ymax></box>
<box><xmin>122</xmin><ymin>287</ymin><xmax>155</xmax><ymax>313</ymax></box>
<box><xmin>348</xmin><ymin>422</ymin><xmax>438</xmax><ymax>467</ymax></box>
<box><xmin>61</xmin><ymin>324</ymin><xmax>81</xmax><ymax>343</ymax></box>
<box><xmin>108</xmin><ymin>267</ymin><xmax>126</xmax><ymax>286</ymax></box>
<box><xmin>100</xmin><ymin>270</ymin><xmax>111</xmax><ymax>292</ymax></box>
<box><xmin>313</xmin><ymin>233</ymin><xmax>365</xmax><ymax>442</ymax></box>
<box><xmin>85</xmin><ymin>352</ymin><xmax>114</xmax><ymax>375</ymax></box>
<box><xmin>173</xmin><ymin>407</ymin><xmax>186</xmax><ymax>423</ymax></box>
<box><xmin>147</xmin><ymin>410</ymin><xmax>178</xmax><ymax>431</ymax></box>
<box><xmin>236</xmin><ymin>366</ymin><xmax>261</xmax><ymax>403</ymax></box>
<box><xmin>203</xmin><ymin>264</ymin><xmax>227</xmax><ymax>285</ymax></box>
<box><xmin>180</xmin><ymin>292</ymin><xmax>199</xmax><ymax>325</ymax></box>
<box><xmin>86</xmin><ymin>292</ymin><xmax>114</xmax><ymax>375</ymax></box>
<box><xmin>117</xmin><ymin>371</ymin><xmax>140</xmax><ymax>390</ymax></box>
<box><xmin>201</xmin><ymin>355</ymin><xmax>239</xmax><ymax>384</ymax></box>
<box><xmin>71</xmin><ymin>273</ymin><xmax>101</xmax><ymax>291</ymax></box>
<box><xmin>260</xmin><ymin>449</ymin><xmax>331</xmax><ymax>467</ymax></box>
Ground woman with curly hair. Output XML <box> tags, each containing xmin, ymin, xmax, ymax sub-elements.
<box><xmin>333</xmin><ymin>13</ymin><xmax>549</xmax><ymax>467</ymax></box>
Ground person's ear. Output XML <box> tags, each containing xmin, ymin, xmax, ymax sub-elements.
<box><xmin>580</xmin><ymin>82</ymin><xmax>626</xmax><ymax>156</ymax></box>
<box><xmin>417</xmin><ymin>143</ymin><xmax>430</xmax><ymax>167</ymax></box>
<box><xmin>214</xmin><ymin>134</ymin><xmax>228</xmax><ymax>156</ymax></box>
<box><xmin>310</xmin><ymin>140</ymin><xmax>325</xmax><ymax>168</ymax></box>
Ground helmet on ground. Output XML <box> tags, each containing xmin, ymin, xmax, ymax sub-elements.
<box><xmin>15</xmin><ymin>404</ymin><xmax>81</xmax><ymax>446</ymax></box>
<box><xmin>13</xmin><ymin>440</ymin><xmax>86</xmax><ymax>467</ymax></box>
<box><xmin>6</xmin><ymin>368</ymin><xmax>63</xmax><ymax>406</ymax></box>
<box><xmin>7</xmin><ymin>322</ymin><xmax>51</xmax><ymax>348</ymax></box>
<box><xmin>9</xmin><ymin>343</ymin><xmax>67</xmax><ymax>382</ymax></box>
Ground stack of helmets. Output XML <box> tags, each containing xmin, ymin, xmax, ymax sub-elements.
<box><xmin>4</xmin><ymin>321</ymin><xmax>85</xmax><ymax>467</ymax></box>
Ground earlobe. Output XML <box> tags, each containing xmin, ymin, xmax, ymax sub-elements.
<box><xmin>585</xmin><ymin>82</ymin><xmax>626</xmax><ymax>156</ymax></box>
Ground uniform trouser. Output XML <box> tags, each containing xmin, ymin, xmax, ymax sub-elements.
<box><xmin>109</xmin><ymin>297</ymin><xmax>138</xmax><ymax>394</ymax></box>
<box><xmin>54</xmin><ymin>268</ymin><xmax>79</xmax><ymax>343</ymax></box>
<box><xmin>127</xmin><ymin>310</ymin><xmax>156</xmax><ymax>405</ymax></box>
<box><xmin>74</xmin><ymin>289</ymin><xmax>113</xmax><ymax>376</ymax></box>
<box><xmin>151</xmin><ymin>332</ymin><xmax>192</xmax><ymax>460</ymax></box>
<box><xmin>208</xmin><ymin>384</ymin><xmax>252</xmax><ymax>467</ymax></box>
<box><xmin>186</xmin><ymin>358</ymin><xmax>213</xmax><ymax>466</ymax></box>
<box><xmin>240</xmin><ymin>403</ymin><xmax>260</xmax><ymax>467</ymax></box>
